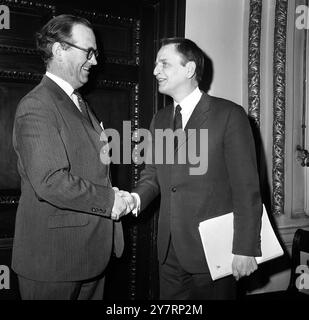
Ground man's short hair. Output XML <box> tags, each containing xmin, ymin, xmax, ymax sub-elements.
<box><xmin>160</xmin><ymin>38</ymin><xmax>205</xmax><ymax>84</ymax></box>
<box><xmin>36</xmin><ymin>14</ymin><xmax>93</xmax><ymax>65</ymax></box>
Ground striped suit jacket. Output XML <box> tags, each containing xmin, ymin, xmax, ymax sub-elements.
<box><xmin>12</xmin><ymin>76</ymin><xmax>123</xmax><ymax>281</ymax></box>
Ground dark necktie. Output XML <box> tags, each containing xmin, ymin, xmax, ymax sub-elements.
<box><xmin>73</xmin><ymin>90</ymin><xmax>92</xmax><ymax>125</ymax></box>
<box><xmin>174</xmin><ymin>104</ymin><xmax>182</xmax><ymax>130</ymax></box>
<box><xmin>174</xmin><ymin>104</ymin><xmax>182</xmax><ymax>150</ymax></box>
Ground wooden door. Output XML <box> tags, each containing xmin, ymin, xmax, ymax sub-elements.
<box><xmin>0</xmin><ymin>0</ymin><xmax>185</xmax><ymax>300</ymax></box>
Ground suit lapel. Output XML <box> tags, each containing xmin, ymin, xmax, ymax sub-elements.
<box><xmin>42</xmin><ymin>76</ymin><xmax>84</xmax><ymax>121</ymax></box>
<box><xmin>42</xmin><ymin>76</ymin><xmax>103</xmax><ymax>134</ymax></box>
<box><xmin>41</xmin><ymin>76</ymin><xmax>105</xmax><ymax>152</ymax></box>
<box><xmin>176</xmin><ymin>92</ymin><xmax>211</xmax><ymax>152</ymax></box>
<box><xmin>85</xmin><ymin>102</ymin><xmax>103</xmax><ymax>135</ymax></box>
<box><xmin>184</xmin><ymin>92</ymin><xmax>211</xmax><ymax>130</ymax></box>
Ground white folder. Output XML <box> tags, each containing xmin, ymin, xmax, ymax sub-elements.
<box><xmin>198</xmin><ymin>205</ymin><xmax>284</xmax><ymax>280</ymax></box>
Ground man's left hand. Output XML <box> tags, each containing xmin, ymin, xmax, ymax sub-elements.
<box><xmin>232</xmin><ymin>255</ymin><xmax>257</xmax><ymax>281</ymax></box>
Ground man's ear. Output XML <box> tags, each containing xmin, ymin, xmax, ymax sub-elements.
<box><xmin>52</xmin><ymin>42</ymin><xmax>63</xmax><ymax>61</ymax></box>
<box><xmin>186</xmin><ymin>61</ymin><xmax>197</xmax><ymax>79</ymax></box>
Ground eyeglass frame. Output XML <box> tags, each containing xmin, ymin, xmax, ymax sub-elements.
<box><xmin>61</xmin><ymin>40</ymin><xmax>99</xmax><ymax>60</ymax></box>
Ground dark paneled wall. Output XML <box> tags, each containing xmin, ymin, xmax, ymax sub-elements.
<box><xmin>0</xmin><ymin>0</ymin><xmax>185</xmax><ymax>300</ymax></box>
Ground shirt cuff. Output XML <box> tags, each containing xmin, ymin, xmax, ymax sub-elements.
<box><xmin>131</xmin><ymin>193</ymin><xmax>140</xmax><ymax>217</ymax></box>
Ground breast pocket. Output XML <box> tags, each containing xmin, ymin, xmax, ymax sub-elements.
<box><xmin>48</xmin><ymin>213</ymin><xmax>89</xmax><ymax>229</ymax></box>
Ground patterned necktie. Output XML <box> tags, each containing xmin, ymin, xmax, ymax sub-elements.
<box><xmin>174</xmin><ymin>104</ymin><xmax>182</xmax><ymax>150</ymax></box>
<box><xmin>73</xmin><ymin>90</ymin><xmax>92</xmax><ymax>125</ymax></box>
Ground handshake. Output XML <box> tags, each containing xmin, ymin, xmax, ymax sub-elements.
<box><xmin>111</xmin><ymin>187</ymin><xmax>137</xmax><ymax>220</ymax></box>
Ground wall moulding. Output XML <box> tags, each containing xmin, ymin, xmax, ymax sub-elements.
<box><xmin>0</xmin><ymin>45</ymin><xmax>40</xmax><ymax>56</ymax></box>
<box><xmin>0</xmin><ymin>195</ymin><xmax>20</xmax><ymax>205</ymax></box>
<box><xmin>272</xmin><ymin>0</ymin><xmax>288</xmax><ymax>216</ymax></box>
<box><xmin>248</xmin><ymin>0</ymin><xmax>262</xmax><ymax>129</ymax></box>
<box><xmin>0</xmin><ymin>0</ymin><xmax>55</xmax><ymax>13</ymax></box>
<box><xmin>73</xmin><ymin>8</ymin><xmax>141</xmax><ymax>66</ymax></box>
<box><xmin>0</xmin><ymin>70</ymin><xmax>138</xmax><ymax>89</ymax></box>
<box><xmin>0</xmin><ymin>1</ymin><xmax>140</xmax><ymax>66</ymax></box>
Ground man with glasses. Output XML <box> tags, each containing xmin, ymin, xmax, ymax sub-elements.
<box><xmin>11</xmin><ymin>14</ymin><xmax>128</xmax><ymax>299</ymax></box>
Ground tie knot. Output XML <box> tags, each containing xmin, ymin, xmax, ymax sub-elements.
<box><xmin>72</xmin><ymin>90</ymin><xmax>92</xmax><ymax>124</ymax></box>
<box><xmin>175</xmin><ymin>104</ymin><xmax>182</xmax><ymax>114</ymax></box>
<box><xmin>73</xmin><ymin>90</ymin><xmax>82</xmax><ymax>100</ymax></box>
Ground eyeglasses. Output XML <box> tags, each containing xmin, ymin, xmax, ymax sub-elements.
<box><xmin>61</xmin><ymin>40</ymin><xmax>99</xmax><ymax>60</ymax></box>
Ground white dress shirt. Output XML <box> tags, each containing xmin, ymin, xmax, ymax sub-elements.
<box><xmin>45</xmin><ymin>71</ymin><xmax>82</xmax><ymax>112</ymax></box>
<box><xmin>174</xmin><ymin>86</ymin><xmax>202</xmax><ymax>129</ymax></box>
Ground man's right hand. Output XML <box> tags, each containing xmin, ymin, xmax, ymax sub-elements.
<box><xmin>118</xmin><ymin>191</ymin><xmax>137</xmax><ymax>213</ymax></box>
<box><xmin>111</xmin><ymin>190</ymin><xmax>128</xmax><ymax>220</ymax></box>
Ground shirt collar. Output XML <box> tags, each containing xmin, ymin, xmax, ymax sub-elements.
<box><xmin>46</xmin><ymin>71</ymin><xmax>75</xmax><ymax>97</ymax></box>
<box><xmin>173</xmin><ymin>87</ymin><xmax>202</xmax><ymax>114</ymax></box>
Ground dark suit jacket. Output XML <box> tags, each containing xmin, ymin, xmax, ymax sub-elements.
<box><xmin>12</xmin><ymin>76</ymin><xmax>123</xmax><ymax>282</ymax></box>
<box><xmin>133</xmin><ymin>92</ymin><xmax>262</xmax><ymax>274</ymax></box>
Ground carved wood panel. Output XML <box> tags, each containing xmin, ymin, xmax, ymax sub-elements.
<box><xmin>0</xmin><ymin>0</ymin><xmax>142</xmax><ymax>301</ymax></box>
<box><xmin>0</xmin><ymin>0</ymin><xmax>185</xmax><ymax>300</ymax></box>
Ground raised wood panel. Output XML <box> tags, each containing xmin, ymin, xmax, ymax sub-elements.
<box><xmin>0</xmin><ymin>1</ymin><xmax>140</xmax><ymax>66</ymax></box>
<box><xmin>0</xmin><ymin>0</ymin><xmax>185</xmax><ymax>300</ymax></box>
<box><xmin>0</xmin><ymin>206</ymin><xmax>17</xmax><ymax>239</ymax></box>
<box><xmin>73</xmin><ymin>9</ymin><xmax>140</xmax><ymax>66</ymax></box>
<box><xmin>0</xmin><ymin>52</ymin><xmax>44</xmax><ymax>74</ymax></box>
<box><xmin>0</xmin><ymin>1</ymin><xmax>54</xmax><ymax>49</ymax></box>
<box><xmin>85</xmin><ymin>83</ymin><xmax>137</xmax><ymax>192</ymax></box>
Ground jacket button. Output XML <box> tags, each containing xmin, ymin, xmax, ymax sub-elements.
<box><xmin>171</xmin><ymin>187</ymin><xmax>176</xmax><ymax>192</ymax></box>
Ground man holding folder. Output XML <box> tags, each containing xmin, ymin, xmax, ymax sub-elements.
<box><xmin>118</xmin><ymin>38</ymin><xmax>262</xmax><ymax>300</ymax></box>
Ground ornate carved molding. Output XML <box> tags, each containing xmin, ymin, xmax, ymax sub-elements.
<box><xmin>0</xmin><ymin>195</ymin><xmax>20</xmax><ymax>205</ymax></box>
<box><xmin>129</xmin><ymin>83</ymin><xmax>140</xmax><ymax>300</ymax></box>
<box><xmin>0</xmin><ymin>45</ymin><xmax>39</xmax><ymax>56</ymax></box>
<box><xmin>96</xmin><ymin>79</ymin><xmax>137</xmax><ymax>89</ymax></box>
<box><xmin>74</xmin><ymin>9</ymin><xmax>141</xmax><ymax>66</ymax></box>
<box><xmin>73</xmin><ymin>8</ymin><xmax>137</xmax><ymax>24</ymax></box>
<box><xmin>0</xmin><ymin>70</ymin><xmax>138</xmax><ymax>90</ymax></box>
<box><xmin>248</xmin><ymin>0</ymin><xmax>262</xmax><ymax>128</ymax></box>
<box><xmin>272</xmin><ymin>0</ymin><xmax>288</xmax><ymax>215</ymax></box>
<box><xmin>1</xmin><ymin>0</ymin><xmax>56</xmax><ymax>14</ymax></box>
<box><xmin>0</xmin><ymin>70</ymin><xmax>42</xmax><ymax>82</ymax></box>
<box><xmin>134</xmin><ymin>20</ymin><xmax>141</xmax><ymax>66</ymax></box>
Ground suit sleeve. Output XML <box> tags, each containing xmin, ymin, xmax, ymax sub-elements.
<box><xmin>132</xmin><ymin>115</ymin><xmax>160</xmax><ymax>212</ymax></box>
<box><xmin>13</xmin><ymin>96</ymin><xmax>115</xmax><ymax>217</ymax></box>
<box><xmin>224</xmin><ymin>106</ymin><xmax>262</xmax><ymax>256</ymax></box>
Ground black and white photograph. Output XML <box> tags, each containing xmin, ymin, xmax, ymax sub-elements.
<box><xmin>0</xmin><ymin>0</ymin><xmax>308</xmax><ymax>314</ymax></box>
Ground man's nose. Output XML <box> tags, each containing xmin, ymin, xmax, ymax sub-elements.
<box><xmin>90</xmin><ymin>54</ymin><xmax>98</xmax><ymax>66</ymax></box>
<box><xmin>153</xmin><ymin>64</ymin><xmax>160</xmax><ymax>76</ymax></box>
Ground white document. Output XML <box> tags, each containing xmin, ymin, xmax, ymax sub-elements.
<box><xmin>198</xmin><ymin>205</ymin><xmax>284</xmax><ymax>280</ymax></box>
